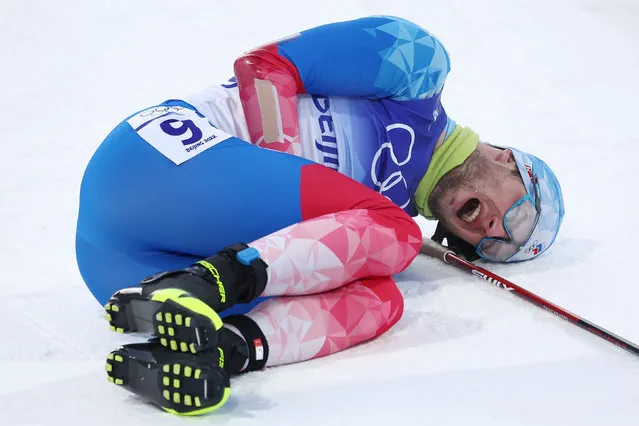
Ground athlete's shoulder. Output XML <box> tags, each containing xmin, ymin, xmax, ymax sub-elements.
<box><xmin>353</xmin><ymin>15</ymin><xmax>453</xmax><ymax>100</ymax></box>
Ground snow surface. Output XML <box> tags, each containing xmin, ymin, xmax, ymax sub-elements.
<box><xmin>1</xmin><ymin>0</ymin><xmax>639</xmax><ymax>425</ymax></box>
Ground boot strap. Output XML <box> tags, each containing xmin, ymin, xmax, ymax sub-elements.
<box><xmin>224</xmin><ymin>315</ymin><xmax>269</xmax><ymax>371</ymax></box>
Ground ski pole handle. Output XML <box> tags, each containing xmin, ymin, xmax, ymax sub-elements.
<box><xmin>420</xmin><ymin>238</ymin><xmax>454</xmax><ymax>263</ymax></box>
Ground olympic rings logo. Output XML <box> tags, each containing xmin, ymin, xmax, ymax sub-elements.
<box><xmin>370</xmin><ymin>123</ymin><xmax>415</xmax><ymax>209</ymax></box>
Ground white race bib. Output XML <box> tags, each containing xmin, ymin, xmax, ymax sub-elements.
<box><xmin>127</xmin><ymin>105</ymin><xmax>232</xmax><ymax>165</ymax></box>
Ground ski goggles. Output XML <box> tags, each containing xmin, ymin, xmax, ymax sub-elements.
<box><xmin>476</xmin><ymin>175</ymin><xmax>542</xmax><ymax>262</ymax></box>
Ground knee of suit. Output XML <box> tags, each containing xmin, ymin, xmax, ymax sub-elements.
<box><xmin>360</xmin><ymin>276</ymin><xmax>405</xmax><ymax>333</ymax></box>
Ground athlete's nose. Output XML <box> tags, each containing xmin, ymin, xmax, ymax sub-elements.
<box><xmin>483</xmin><ymin>215</ymin><xmax>509</xmax><ymax>239</ymax></box>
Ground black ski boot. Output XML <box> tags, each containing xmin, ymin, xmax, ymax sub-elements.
<box><xmin>104</xmin><ymin>243</ymin><xmax>267</xmax><ymax>353</ymax></box>
<box><xmin>105</xmin><ymin>315</ymin><xmax>269</xmax><ymax>416</ymax></box>
<box><xmin>105</xmin><ymin>340</ymin><xmax>230</xmax><ymax>416</ymax></box>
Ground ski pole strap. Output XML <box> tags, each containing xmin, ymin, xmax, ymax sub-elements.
<box><xmin>430</xmin><ymin>221</ymin><xmax>480</xmax><ymax>262</ymax></box>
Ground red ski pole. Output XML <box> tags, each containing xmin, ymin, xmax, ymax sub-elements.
<box><xmin>420</xmin><ymin>239</ymin><xmax>639</xmax><ymax>358</ymax></box>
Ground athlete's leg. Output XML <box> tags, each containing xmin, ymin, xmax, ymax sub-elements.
<box><xmin>246</xmin><ymin>275</ymin><xmax>404</xmax><ymax>366</ymax></box>
<box><xmin>83</xmin><ymin>101</ymin><xmax>421</xmax><ymax>416</ymax></box>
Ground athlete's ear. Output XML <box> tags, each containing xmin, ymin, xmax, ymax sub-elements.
<box><xmin>480</xmin><ymin>142</ymin><xmax>516</xmax><ymax>163</ymax></box>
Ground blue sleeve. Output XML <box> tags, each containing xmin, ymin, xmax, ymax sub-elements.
<box><xmin>277</xmin><ymin>16</ymin><xmax>451</xmax><ymax>100</ymax></box>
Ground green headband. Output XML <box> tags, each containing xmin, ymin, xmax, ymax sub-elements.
<box><xmin>414</xmin><ymin>125</ymin><xmax>480</xmax><ymax>218</ymax></box>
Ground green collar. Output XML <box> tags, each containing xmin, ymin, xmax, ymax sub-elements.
<box><xmin>414</xmin><ymin>125</ymin><xmax>480</xmax><ymax>218</ymax></box>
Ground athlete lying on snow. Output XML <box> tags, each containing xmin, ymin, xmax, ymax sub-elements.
<box><xmin>75</xmin><ymin>15</ymin><xmax>564</xmax><ymax>416</ymax></box>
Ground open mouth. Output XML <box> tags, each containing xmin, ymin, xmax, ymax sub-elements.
<box><xmin>457</xmin><ymin>198</ymin><xmax>481</xmax><ymax>223</ymax></box>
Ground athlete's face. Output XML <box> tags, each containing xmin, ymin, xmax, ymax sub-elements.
<box><xmin>429</xmin><ymin>143</ymin><xmax>527</xmax><ymax>246</ymax></box>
